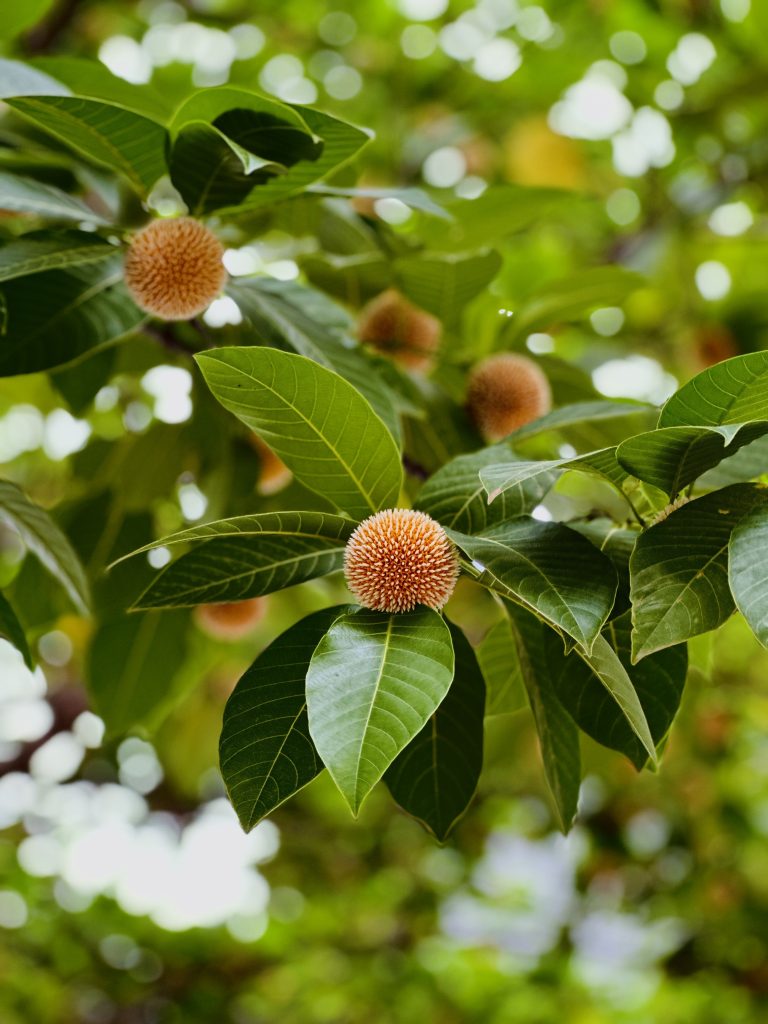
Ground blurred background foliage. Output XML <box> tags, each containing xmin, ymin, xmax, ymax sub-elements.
<box><xmin>2</xmin><ymin>0</ymin><xmax>768</xmax><ymax>1021</ymax></box>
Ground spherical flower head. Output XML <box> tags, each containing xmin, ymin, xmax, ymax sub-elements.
<box><xmin>124</xmin><ymin>217</ymin><xmax>227</xmax><ymax>321</ymax></box>
<box><xmin>194</xmin><ymin>597</ymin><xmax>267</xmax><ymax>640</ymax></box>
<box><xmin>344</xmin><ymin>508</ymin><xmax>459</xmax><ymax>614</ymax></box>
<box><xmin>358</xmin><ymin>289</ymin><xmax>441</xmax><ymax>372</ymax></box>
<box><xmin>467</xmin><ymin>353</ymin><xmax>552</xmax><ymax>442</ymax></box>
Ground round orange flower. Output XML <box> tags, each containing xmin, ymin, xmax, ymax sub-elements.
<box><xmin>124</xmin><ymin>217</ymin><xmax>227</xmax><ymax>320</ymax></box>
<box><xmin>358</xmin><ymin>289</ymin><xmax>441</xmax><ymax>372</ymax></box>
<box><xmin>344</xmin><ymin>509</ymin><xmax>459</xmax><ymax>614</ymax></box>
<box><xmin>194</xmin><ymin>597</ymin><xmax>267</xmax><ymax>641</ymax></box>
<box><xmin>467</xmin><ymin>353</ymin><xmax>551</xmax><ymax>441</ymax></box>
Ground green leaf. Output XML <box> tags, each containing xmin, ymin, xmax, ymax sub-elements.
<box><xmin>223</xmin><ymin>105</ymin><xmax>370</xmax><ymax>213</ymax></box>
<box><xmin>86</xmin><ymin>610</ymin><xmax>190</xmax><ymax>734</ymax></box>
<box><xmin>553</xmin><ymin>612</ymin><xmax>687</xmax><ymax>770</ymax></box>
<box><xmin>505</xmin><ymin>267</ymin><xmax>643</xmax><ymax>341</ymax></box>
<box><xmin>0</xmin><ymin>591</ymin><xmax>33</xmax><ymax>668</ymax></box>
<box><xmin>132</xmin><ymin>512</ymin><xmax>355</xmax><ymax>609</ymax></box>
<box><xmin>393</xmin><ymin>250</ymin><xmax>502</xmax><ymax>324</ymax></box>
<box><xmin>421</xmin><ymin>185</ymin><xmax>569</xmax><ymax>251</ymax></box>
<box><xmin>220</xmin><ymin>606</ymin><xmax>349</xmax><ymax>832</ymax></box>
<box><xmin>697</xmin><ymin>434</ymin><xmax>768</xmax><ymax>489</ymax></box>
<box><xmin>475</xmin><ymin>616</ymin><xmax>526</xmax><ymax>715</ymax></box>
<box><xmin>480</xmin><ymin>447</ymin><xmax>628</xmax><ymax>503</ymax></box>
<box><xmin>229</xmin><ymin>277</ymin><xmax>401</xmax><ymax>442</ymax></box>
<box><xmin>385</xmin><ymin>622</ymin><xmax>484</xmax><ymax>841</ymax></box>
<box><xmin>729</xmin><ymin>502</ymin><xmax>768</xmax><ymax>648</ymax></box>
<box><xmin>195</xmin><ymin>347</ymin><xmax>403</xmax><ymax>521</ymax></box>
<box><xmin>170</xmin><ymin>111</ymin><xmax>322</xmax><ymax>215</ymax></box>
<box><xmin>574</xmin><ymin>633</ymin><xmax>656</xmax><ymax>763</ymax></box>
<box><xmin>660</xmin><ymin>351</ymin><xmax>768</xmax><ymax>428</ymax></box>
<box><xmin>7</xmin><ymin>96</ymin><xmax>168</xmax><ymax>196</ymax></box>
<box><xmin>0</xmin><ymin>170</ymin><xmax>110</xmax><ymax>224</ymax></box>
<box><xmin>503</xmin><ymin>400</ymin><xmax>653</xmax><ymax>446</ymax></box>
<box><xmin>0</xmin><ymin>479</ymin><xmax>90</xmax><ymax>614</ymax></box>
<box><xmin>306</xmin><ymin>607</ymin><xmax>455</xmax><ymax>814</ymax></box>
<box><xmin>415</xmin><ymin>446</ymin><xmax>558</xmax><ymax>534</ymax></box>
<box><xmin>449</xmin><ymin>519</ymin><xmax>617</xmax><ymax>651</ymax></box>
<box><xmin>169</xmin><ymin>121</ymin><xmax>266</xmax><ymax>216</ymax></box>
<box><xmin>617</xmin><ymin>423</ymin><xmax>768</xmax><ymax>497</ymax></box>
<box><xmin>0</xmin><ymin>230</ymin><xmax>114</xmax><ymax>282</ymax></box>
<box><xmin>169</xmin><ymin>86</ymin><xmax>310</xmax><ymax>136</ymax></box>
<box><xmin>0</xmin><ymin>255</ymin><xmax>146</xmax><ymax>376</ymax></box>
<box><xmin>505</xmin><ymin>604</ymin><xmax>581</xmax><ymax>832</ymax></box>
<box><xmin>630</xmin><ymin>484</ymin><xmax>764</xmax><ymax>660</ymax></box>
<box><xmin>169</xmin><ymin>90</ymin><xmax>368</xmax><ymax>211</ymax></box>
<box><xmin>28</xmin><ymin>56</ymin><xmax>174</xmax><ymax>120</ymax></box>
<box><xmin>0</xmin><ymin>58</ymin><xmax>69</xmax><ymax>97</ymax></box>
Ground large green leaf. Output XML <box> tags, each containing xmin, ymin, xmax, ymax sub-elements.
<box><xmin>449</xmin><ymin>519</ymin><xmax>617</xmax><ymax>651</ymax></box>
<box><xmin>0</xmin><ymin>230</ymin><xmax>114</xmax><ymax>282</ymax></box>
<box><xmin>169</xmin><ymin>87</ymin><xmax>310</xmax><ymax>135</ymax></box>
<box><xmin>475</xmin><ymin>616</ymin><xmax>526</xmax><ymax>715</ymax></box>
<box><xmin>503</xmin><ymin>400</ymin><xmax>653</xmax><ymax>446</ymax></box>
<box><xmin>0</xmin><ymin>255</ymin><xmax>146</xmax><ymax>376</ymax></box>
<box><xmin>422</xmin><ymin>185</ymin><xmax>570</xmax><ymax>251</ymax></box>
<box><xmin>170</xmin><ymin>112</ymin><xmax>321</xmax><ymax>215</ymax></box>
<box><xmin>393</xmin><ymin>250</ymin><xmax>502</xmax><ymax>324</ymax></box>
<box><xmin>553</xmin><ymin>612</ymin><xmax>687</xmax><ymax>770</ymax></box>
<box><xmin>505</xmin><ymin>267</ymin><xmax>643</xmax><ymax>341</ymax></box>
<box><xmin>229</xmin><ymin>277</ymin><xmax>401</xmax><ymax>442</ymax></box>
<box><xmin>415</xmin><ymin>446</ymin><xmax>558</xmax><ymax>535</ymax></box>
<box><xmin>505</xmin><ymin>604</ymin><xmax>581</xmax><ymax>832</ymax></box>
<box><xmin>0</xmin><ymin>591</ymin><xmax>33</xmax><ymax>668</ymax></box>
<box><xmin>28</xmin><ymin>57</ymin><xmax>172</xmax><ymax>120</ymax></box>
<box><xmin>169</xmin><ymin>90</ymin><xmax>368</xmax><ymax>212</ymax></box>
<box><xmin>385</xmin><ymin>622</ymin><xmax>485</xmax><ymax>840</ymax></box>
<box><xmin>697</xmin><ymin>434</ymin><xmax>768</xmax><ymax>489</ymax></box>
<box><xmin>729</xmin><ymin>502</ymin><xmax>768</xmax><ymax>648</ymax></box>
<box><xmin>480</xmin><ymin>447</ymin><xmax>628</xmax><ymax>503</ymax></box>
<box><xmin>112</xmin><ymin>511</ymin><xmax>355</xmax><ymax>562</ymax></box>
<box><xmin>306</xmin><ymin>607</ymin><xmax>455</xmax><ymax>814</ymax></box>
<box><xmin>617</xmin><ymin>423</ymin><xmax>768</xmax><ymax>497</ymax></box>
<box><xmin>195</xmin><ymin>347</ymin><xmax>403</xmax><ymax>521</ymax></box>
<box><xmin>87</xmin><ymin>610</ymin><xmax>190</xmax><ymax>734</ymax></box>
<box><xmin>660</xmin><ymin>351</ymin><xmax>768</xmax><ymax>428</ymax></box>
<box><xmin>574</xmin><ymin>633</ymin><xmax>656</xmax><ymax>762</ymax></box>
<box><xmin>133</xmin><ymin>512</ymin><xmax>355</xmax><ymax>609</ymax></box>
<box><xmin>220</xmin><ymin>606</ymin><xmax>349</xmax><ymax>832</ymax></box>
<box><xmin>0</xmin><ymin>171</ymin><xmax>110</xmax><ymax>224</ymax></box>
<box><xmin>630</xmin><ymin>484</ymin><xmax>764</xmax><ymax>660</ymax></box>
<box><xmin>7</xmin><ymin>96</ymin><xmax>168</xmax><ymax>196</ymax></box>
<box><xmin>0</xmin><ymin>480</ymin><xmax>90</xmax><ymax>614</ymax></box>
<box><xmin>169</xmin><ymin>121</ymin><xmax>266</xmax><ymax>216</ymax></box>
<box><xmin>223</xmin><ymin>105</ymin><xmax>370</xmax><ymax>213</ymax></box>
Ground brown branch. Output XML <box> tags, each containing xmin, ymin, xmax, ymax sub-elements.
<box><xmin>22</xmin><ymin>0</ymin><xmax>84</xmax><ymax>55</ymax></box>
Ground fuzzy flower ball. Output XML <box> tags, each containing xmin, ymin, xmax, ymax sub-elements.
<box><xmin>194</xmin><ymin>597</ymin><xmax>267</xmax><ymax>641</ymax></box>
<box><xmin>358</xmin><ymin>289</ymin><xmax>441</xmax><ymax>372</ymax></box>
<box><xmin>124</xmin><ymin>217</ymin><xmax>227</xmax><ymax>320</ymax></box>
<box><xmin>467</xmin><ymin>353</ymin><xmax>552</xmax><ymax>441</ymax></box>
<box><xmin>344</xmin><ymin>509</ymin><xmax>459</xmax><ymax>614</ymax></box>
